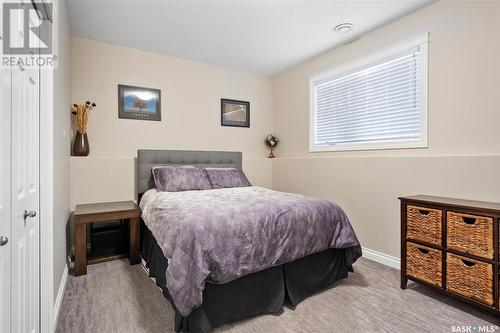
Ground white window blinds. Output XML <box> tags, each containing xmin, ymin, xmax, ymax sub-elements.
<box><xmin>310</xmin><ymin>34</ymin><xmax>428</xmax><ymax>151</ymax></box>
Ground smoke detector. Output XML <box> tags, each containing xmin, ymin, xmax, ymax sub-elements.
<box><xmin>334</xmin><ymin>23</ymin><xmax>353</xmax><ymax>33</ymax></box>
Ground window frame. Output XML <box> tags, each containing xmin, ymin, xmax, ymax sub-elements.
<box><xmin>309</xmin><ymin>33</ymin><xmax>429</xmax><ymax>153</ymax></box>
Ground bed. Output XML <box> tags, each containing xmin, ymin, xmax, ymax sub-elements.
<box><xmin>137</xmin><ymin>149</ymin><xmax>362</xmax><ymax>332</ymax></box>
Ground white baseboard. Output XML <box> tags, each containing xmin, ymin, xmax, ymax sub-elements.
<box><xmin>362</xmin><ymin>247</ymin><xmax>400</xmax><ymax>270</ymax></box>
<box><xmin>53</xmin><ymin>265</ymin><xmax>68</xmax><ymax>327</ymax></box>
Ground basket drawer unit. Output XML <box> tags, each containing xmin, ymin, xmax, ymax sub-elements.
<box><xmin>406</xmin><ymin>242</ymin><xmax>442</xmax><ymax>287</ymax></box>
<box><xmin>447</xmin><ymin>211</ymin><xmax>493</xmax><ymax>259</ymax></box>
<box><xmin>406</xmin><ymin>205</ymin><xmax>442</xmax><ymax>245</ymax></box>
<box><xmin>446</xmin><ymin>253</ymin><xmax>493</xmax><ymax>306</ymax></box>
<box><xmin>400</xmin><ymin>195</ymin><xmax>500</xmax><ymax>315</ymax></box>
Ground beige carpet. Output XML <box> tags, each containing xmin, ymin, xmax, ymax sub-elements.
<box><xmin>56</xmin><ymin>258</ymin><xmax>500</xmax><ymax>333</ymax></box>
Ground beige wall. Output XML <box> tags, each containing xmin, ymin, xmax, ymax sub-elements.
<box><xmin>53</xmin><ymin>0</ymin><xmax>72</xmax><ymax>300</ymax></box>
<box><xmin>273</xmin><ymin>1</ymin><xmax>500</xmax><ymax>258</ymax></box>
<box><xmin>70</xmin><ymin>156</ymin><xmax>271</xmax><ymax>206</ymax></box>
<box><xmin>70</xmin><ymin>38</ymin><xmax>273</xmax><ymax>208</ymax></box>
<box><xmin>70</xmin><ymin>1</ymin><xmax>500</xmax><ymax>260</ymax></box>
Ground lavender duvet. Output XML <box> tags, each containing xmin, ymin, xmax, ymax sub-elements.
<box><xmin>140</xmin><ymin>186</ymin><xmax>361</xmax><ymax>316</ymax></box>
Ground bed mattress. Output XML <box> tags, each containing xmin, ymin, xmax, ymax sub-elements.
<box><xmin>141</xmin><ymin>222</ymin><xmax>353</xmax><ymax>332</ymax></box>
<box><xmin>140</xmin><ymin>186</ymin><xmax>361</xmax><ymax>316</ymax></box>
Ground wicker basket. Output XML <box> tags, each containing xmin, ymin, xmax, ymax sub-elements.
<box><xmin>446</xmin><ymin>253</ymin><xmax>493</xmax><ymax>305</ymax></box>
<box><xmin>447</xmin><ymin>211</ymin><xmax>493</xmax><ymax>259</ymax></box>
<box><xmin>407</xmin><ymin>205</ymin><xmax>442</xmax><ymax>245</ymax></box>
<box><xmin>406</xmin><ymin>242</ymin><xmax>442</xmax><ymax>287</ymax></box>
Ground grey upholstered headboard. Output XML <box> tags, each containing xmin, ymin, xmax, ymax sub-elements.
<box><xmin>137</xmin><ymin>149</ymin><xmax>242</xmax><ymax>195</ymax></box>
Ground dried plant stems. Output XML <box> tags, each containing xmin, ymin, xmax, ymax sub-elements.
<box><xmin>72</xmin><ymin>101</ymin><xmax>96</xmax><ymax>134</ymax></box>
<box><xmin>75</xmin><ymin>106</ymin><xmax>88</xmax><ymax>133</ymax></box>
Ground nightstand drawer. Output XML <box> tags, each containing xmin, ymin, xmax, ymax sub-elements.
<box><xmin>447</xmin><ymin>211</ymin><xmax>493</xmax><ymax>259</ymax></box>
<box><xmin>407</xmin><ymin>205</ymin><xmax>442</xmax><ymax>245</ymax></box>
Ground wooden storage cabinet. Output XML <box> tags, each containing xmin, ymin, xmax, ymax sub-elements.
<box><xmin>400</xmin><ymin>195</ymin><xmax>500</xmax><ymax>315</ymax></box>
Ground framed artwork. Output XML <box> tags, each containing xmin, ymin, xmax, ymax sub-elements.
<box><xmin>118</xmin><ymin>84</ymin><xmax>161</xmax><ymax>121</ymax></box>
<box><xmin>221</xmin><ymin>98</ymin><xmax>250</xmax><ymax>128</ymax></box>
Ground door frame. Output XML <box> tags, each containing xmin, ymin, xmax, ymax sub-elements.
<box><xmin>40</xmin><ymin>67</ymin><xmax>54</xmax><ymax>332</ymax></box>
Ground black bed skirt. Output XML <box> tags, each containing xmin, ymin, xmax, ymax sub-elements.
<box><xmin>141</xmin><ymin>222</ymin><xmax>353</xmax><ymax>332</ymax></box>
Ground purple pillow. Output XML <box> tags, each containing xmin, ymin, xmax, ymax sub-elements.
<box><xmin>204</xmin><ymin>168</ymin><xmax>251</xmax><ymax>189</ymax></box>
<box><xmin>152</xmin><ymin>166</ymin><xmax>211</xmax><ymax>192</ymax></box>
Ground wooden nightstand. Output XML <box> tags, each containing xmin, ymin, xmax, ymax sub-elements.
<box><xmin>73</xmin><ymin>201</ymin><xmax>141</xmax><ymax>276</ymax></box>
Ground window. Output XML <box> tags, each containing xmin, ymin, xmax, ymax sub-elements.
<box><xmin>309</xmin><ymin>34</ymin><xmax>428</xmax><ymax>152</ymax></box>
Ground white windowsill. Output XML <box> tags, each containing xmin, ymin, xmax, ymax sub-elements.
<box><xmin>309</xmin><ymin>140</ymin><xmax>428</xmax><ymax>153</ymax></box>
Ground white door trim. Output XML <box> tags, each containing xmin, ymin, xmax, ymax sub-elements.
<box><xmin>40</xmin><ymin>68</ymin><xmax>54</xmax><ymax>333</ymax></box>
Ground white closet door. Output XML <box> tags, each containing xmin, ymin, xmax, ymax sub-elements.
<box><xmin>1</xmin><ymin>3</ymin><xmax>42</xmax><ymax>332</ymax></box>
<box><xmin>0</xmin><ymin>67</ymin><xmax>12</xmax><ymax>333</ymax></box>
<box><xmin>11</xmin><ymin>62</ymin><xmax>40</xmax><ymax>333</ymax></box>
<box><xmin>0</xmin><ymin>2</ymin><xmax>12</xmax><ymax>331</ymax></box>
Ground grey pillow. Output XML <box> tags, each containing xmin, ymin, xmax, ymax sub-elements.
<box><xmin>152</xmin><ymin>165</ymin><xmax>211</xmax><ymax>192</ymax></box>
<box><xmin>205</xmin><ymin>168</ymin><xmax>251</xmax><ymax>189</ymax></box>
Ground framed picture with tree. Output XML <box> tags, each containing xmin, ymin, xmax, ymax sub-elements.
<box><xmin>118</xmin><ymin>84</ymin><xmax>161</xmax><ymax>121</ymax></box>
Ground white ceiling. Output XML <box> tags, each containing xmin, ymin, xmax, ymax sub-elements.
<box><xmin>66</xmin><ymin>0</ymin><xmax>435</xmax><ymax>76</ymax></box>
